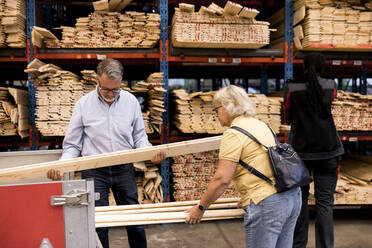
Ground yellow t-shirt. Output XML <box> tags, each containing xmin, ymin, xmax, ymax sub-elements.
<box><xmin>219</xmin><ymin>115</ymin><xmax>278</xmax><ymax>206</ymax></box>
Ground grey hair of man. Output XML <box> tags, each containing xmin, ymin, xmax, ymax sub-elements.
<box><xmin>213</xmin><ymin>85</ymin><xmax>256</xmax><ymax>119</ymax></box>
<box><xmin>97</xmin><ymin>59</ymin><xmax>124</xmax><ymax>80</ymax></box>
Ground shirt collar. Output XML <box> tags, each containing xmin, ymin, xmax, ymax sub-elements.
<box><xmin>230</xmin><ymin>115</ymin><xmax>247</xmax><ymax>127</ymax></box>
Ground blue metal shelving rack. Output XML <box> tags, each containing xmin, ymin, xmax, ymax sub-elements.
<box><xmin>284</xmin><ymin>0</ymin><xmax>293</xmax><ymax>82</ymax></box>
<box><xmin>159</xmin><ymin>0</ymin><xmax>170</xmax><ymax>201</ymax></box>
<box><xmin>26</xmin><ymin>0</ymin><xmax>37</xmax><ymax>150</ymax></box>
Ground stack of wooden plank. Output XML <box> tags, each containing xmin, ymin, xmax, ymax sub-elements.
<box><xmin>0</xmin><ymin>87</ymin><xmax>16</xmax><ymax>136</ymax></box>
<box><xmin>37</xmin><ymin>11</ymin><xmax>160</xmax><ymax>49</ymax></box>
<box><xmin>131</xmin><ymin>73</ymin><xmax>165</xmax><ymax>134</ymax></box>
<box><xmin>146</xmin><ymin>72</ymin><xmax>166</xmax><ymax>133</ymax></box>
<box><xmin>332</xmin><ymin>91</ymin><xmax>372</xmax><ymax>131</ymax></box>
<box><xmin>0</xmin><ymin>0</ymin><xmax>26</xmax><ymax>48</ymax></box>
<box><xmin>270</xmin><ymin>0</ymin><xmax>372</xmax><ymax>50</ymax></box>
<box><xmin>24</xmin><ymin>59</ymin><xmax>96</xmax><ymax>136</ymax></box>
<box><xmin>0</xmin><ymin>86</ymin><xmax>28</xmax><ymax>137</ymax></box>
<box><xmin>134</xmin><ymin>161</ymin><xmax>163</xmax><ymax>204</ymax></box>
<box><xmin>309</xmin><ymin>155</ymin><xmax>372</xmax><ymax>205</ymax></box>
<box><xmin>0</xmin><ymin>0</ymin><xmax>6</xmax><ymax>48</ymax></box>
<box><xmin>249</xmin><ymin>94</ymin><xmax>282</xmax><ymax>133</ymax></box>
<box><xmin>172</xmin><ymin>89</ymin><xmax>226</xmax><ymax>134</ymax></box>
<box><xmin>171</xmin><ymin>2</ymin><xmax>271</xmax><ymax>49</ymax></box>
<box><xmin>172</xmin><ymin>150</ymin><xmax>239</xmax><ymax>201</ymax></box>
<box><xmin>142</xmin><ymin>111</ymin><xmax>154</xmax><ymax>134</ymax></box>
<box><xmin>172</xmin><ymin>90</ymin><xmax>282</xmax><ymax>134</ymax></box>
<box><xmin>95</xmin><ymin>198</ymin><xmax>242</xmax><ymax>227</ymax></box>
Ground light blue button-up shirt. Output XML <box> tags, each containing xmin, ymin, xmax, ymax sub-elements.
<box><xmin>60</xmin><ymin>88</ymin><xmax>152</xmax><ymax>160</ymax></box>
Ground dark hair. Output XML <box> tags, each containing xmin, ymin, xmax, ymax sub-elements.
<box><xmin>303</xmin><ymin>53</ymin><xmax>330</xmax><ymax>117</ymax></box>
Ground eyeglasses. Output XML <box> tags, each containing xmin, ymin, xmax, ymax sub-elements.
<box><xmin>213</xmin><ymin>106</ymin><xmax>222</xmax><ymax>113</ymax></box>
<box><xmin>98</xmin><ymin>85</ymin><xmax>121</xmax><ymax>94</ymax></box>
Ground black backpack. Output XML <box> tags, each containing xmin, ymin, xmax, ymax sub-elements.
<box><xmin>230</xmin><ymin>126</ymin><xmax>313</xmax><ymax>192</ymax></box>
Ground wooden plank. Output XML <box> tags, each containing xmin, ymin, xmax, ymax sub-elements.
<box><xmin>270</xmin><ymin>6</ymin><xmax>306</xmax><ymax>40</ymax></box>
<box><xmin>95</xmin><ymin>209</ymin><xmax>244</xmax><ymax>227</ymax></box>
<box><xmin>268</xmin><ymin>0</ymin><xmax>305</xmax><ymax>27</ymax></box>
<box><xmin>114</xmin><ymin>0</ymin><xmax>132</xmax><ymax>11</ymax></box>
<box><xmin>0</xmin><ymin>136</ymin><xmax>221</xmax><ymax>183</ymax></box>
<box><xmin>109</xmin><ymin>0</ymin><xmax>122</xmax><ymax>11</ymax></box>
<box><xmin>96</xmin><ymin>203</ymin><xmax>238</xmax><ymax>215</ymax></box>
<box><xmin>96</xmin><ymin>216</ymin><xmax>237</xmax><ymax>227</ymax></box>
<box><xmin>96</xmin><ymin>198</ymin><xmax>239</xmax><ymax>212</ymax></box>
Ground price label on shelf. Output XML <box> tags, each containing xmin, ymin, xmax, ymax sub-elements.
<box><xmin>232</xmin><ymin>58</ymin><xmax>241</xmax><ymax>64</ymax></box>
<box><xmin>353</xmin><ymin>60</ymin><xmax>362</xmax><ymax>66</ymax></box>
<box><xmin>348</xmin><ymin>137</ymin><xmax>358</xmax><ymax>142</ymax></box>
<box><xmin>332</xmin><ymin>60</ymin><xmax>341</xmax><ymax>65</ymax></box>
<box><xmin>97</xmin><ymin>54</ymin><xmax>107</xmax><ymax>60</ymax></box>
<box><xmin>208</xmin><ymin>58</ymin><xmax>217</xmax><ymax>63</ymax></box>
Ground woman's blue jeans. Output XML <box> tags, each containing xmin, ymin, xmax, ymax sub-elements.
<box><xmin>243</xmin><ymin>187</ymin><xmax>302</xmax><ymax>248</ymax></box>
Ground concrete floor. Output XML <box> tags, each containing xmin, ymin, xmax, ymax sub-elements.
<box><xmin>109</xmin><ymin>209</ymin><xmax>372</xmax><ymax>248</ymax></box>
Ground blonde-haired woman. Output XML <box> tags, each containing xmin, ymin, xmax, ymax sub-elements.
<box><xmin>186</xmin><ymin>85</ymin><xmax>301</xmax><ymax>248</ymax></box>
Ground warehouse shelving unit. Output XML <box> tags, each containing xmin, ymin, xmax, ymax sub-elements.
<box><xmin>0</xmin><ymin>0</ymin><xmax>369</xmax><ymax>201</ymax></box>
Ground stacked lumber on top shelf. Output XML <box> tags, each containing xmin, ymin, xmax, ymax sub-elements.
<box><xmin>332</xmin><ymin>90</ymin><xmax>372</xmax><ymax>131</ymax></box>
<box><xmin>33</xmin><ymin>10</ymin><xmax>160</xmax><ymax>49</ymax></box>
<box><xmin>309</xmin><ymin>155</ymin><xmax>372</xmax><ymax>205</ymax></box>
<box><xmin>171</xmin><ymin>1</ymin><xmax>272</xmax><ymax>49</ymax></box>
<box><xmin>0</xmin><ymin>0</ymin><xmax>26</xmax><ymax>48</ymax></box>
<box><xmin>172</xmin><ymin>150</ymin><xmax>239</xmax><ymax>201</ymax></box>
<box><xmin>172</xmin><ymin>90</ymin><xmax>282</xmax><ymax>134</ymax></box>
<box><xmin>269</xmin><ymin>0</ymin><xmax>372</xmax><ymax>50</ymax></box>
<box><xmin>0</xmin><ymin>86</ymin><xmax>28</xmax><ymax>138</ymax></box>
<box><xmin>95</xmin><ymin>198</ymin><xmax>242</xmax><ymax>227</ymax></box>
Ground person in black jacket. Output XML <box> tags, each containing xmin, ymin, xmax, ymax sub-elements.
<box><xmin>283</xmin><ymin>53</ymin><xmax>344</xmax><ymax>248</ymax></box>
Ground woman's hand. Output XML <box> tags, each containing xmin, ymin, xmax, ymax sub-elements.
<box><xmin>151</xmin><ymin>151</ymin><xmax>166</xmax><ymax>164</ymax></box>
<box><xmin>185</xmin><ymin>205</ymin><xmax>204</xmax><ymax>224</ymax></box>
<box><xmin>47</xmin><ymin>169</ymin><xmax>63</xmax><ymax>181</ymax></box>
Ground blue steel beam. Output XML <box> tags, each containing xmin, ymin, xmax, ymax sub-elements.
<box><xmin>260</xmin><ymin>65</ymin><xmax>268</xmax><ymax>94</ymax></box>
<box><xmin>284</xmin><ymin>0</ymin><xmax>293</xmax><ymax>82</ymax></box>
<box><xmin>159</xmin><ymin>0</ymin><xmax>170</xmax><ymax>202</ymax></box>
<box><xmin>360</xmin><ymin>67</ymin><xmax>367</xmax><ymax>95</ymax></box>
<box><xmin>27</xmin><ymin>0</ymin><xmax>37</xmax><ymax>150</ymax></box>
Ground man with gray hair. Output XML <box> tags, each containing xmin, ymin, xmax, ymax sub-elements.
<box><xmin>47</xmin><ymin>59</ymin><xmax>165</xmax><ymax>248</ymax></box>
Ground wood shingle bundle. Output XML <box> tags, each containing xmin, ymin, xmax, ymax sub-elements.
<box><xmin>25</xmin><ymin>59</ymin><xmax>96</xmax><ymax>136</ymax></box>
<box><xmin>172</xmin><ymin>89</ymin><xmax>226</xmax><ymax>134</ymax></box>
<box><xmin>172</xmin><ymin>90</ymin><xmax>282</xmax><ymax>134</ymax></box>
<box><xmin>332</xmin><ymin>91</ymin><xmax>372</xmax><ymax>131</ymax></box>
<box><xmin>270</xmin><ymin>0</ymin><xmax>372</xmax><ymax>50</ymax></box>
<box><xmin>0</xmin><ymin>0</ymin><xmax>26</xmax><ymax>48</ymax></box>
<box><xmin>134</xmin><ymin>161</ymin><xmax>163</xmax><ymax>204</ymax></box>
<box><xmin>172</xmin><ymin>150</ymin><xmax>239</xmax><ymax>201</ymax></box>
<box><xmin>0</xmin><ymin>86</ymin><xmax>28</xmax><ymax>137</ymax></box>
<box><xmin>35</xmin><ymin>11</ymin><xmax>160</xmax><ymax>49</ymax></box>
<box><xmin>249</xmin><ymin>94</ymin><xmax>282</xmax><ymax>133</ymax></box>
<box><xmin>171</xmin><ymin>2</ymin><xmax>271</xmax><ymax>49</ymax></box>
<box><xmin>309</xmin><ymin>155</ymin><xmax>372</xmax><ymax>205</ymax></box>
<box><xmin>131</xmin><ymin>72</ymin><xmax>165</xmax><ymax>134</ymax></box>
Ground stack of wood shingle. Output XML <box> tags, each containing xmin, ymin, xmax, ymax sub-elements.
<box><xmin>270</xmin><ymin>0</ymin><xmax>372</xmax><ymax>50</ymax></box>
<box><xmin>172</xmin><ymin>90</ymin><xmax>282</xmax><ymax>134</ymax></box>
<box><xmin>249</xmin><ymin>94</ymin><xmax>282</xmax><ymax>133</ymax></box>
<box><xmin>172</xmin><ymin>150</ymin><xmax>239</xmax><ymax>201</ymax></box>
<box><xmin>309</xmin><ymin>155</ymin><xmax>372</xmax><ymax>205</ymax></box>
<box><xmin>332</xmin><ymin>91</ymin><xmax>372</xmax><ymax>131</ymax></box>
<box><xmin>36</xmin><ymin>11</ymin><xmax>160</xmax><ymax>49</ymax></box>
<box><xmin>172</xmin><ymin>90</ymin><xmax>226</xmax><ymax>134</ymax></box>
<box><xmin>134</xmin><ymin>162</ymin><xmax>163</xmax><ymax>204</ymax></box>
<box><xmin>171</xmin><ymin>2</ymin><xmax>271</xmax><ymax>49</ymax></box>
<box><xmin>25</xmin><ymin>59</ymin><xmax>96</xmax><ymax>136</ymax></box>
<box><xmin>0</xmin><ymin>86</ymin><xmax>28</xmax><ymax>137</ymax></box>
<box><xmin>0</xmin><ymin>0</ymin><xmax>26</xmax><ymax>48</ymax></box>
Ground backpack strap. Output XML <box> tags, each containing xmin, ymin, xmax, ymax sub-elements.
<box><xmin>230</xmin><ymin>126</ymin><xmax>274</xmax><ymax>186</ymax></box>
<box><xmin>230</xmin><ymin>126</ymin><xmax>269</xmax><ymax>149</ymax></box>
<box><xmin>238</xmin><ymin>159</ymin><xmax>274</xmax><ymax>186</ymax></box>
